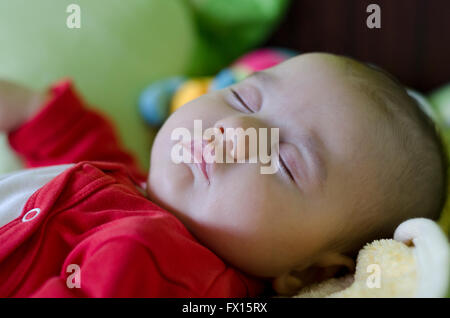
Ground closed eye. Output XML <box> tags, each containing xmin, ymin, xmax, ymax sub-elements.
<box><xmin>230</xmin><ymin>88</ymin><xmax>253</xmax><ymax>113</ymax></box>
<box><xmin>278</xmin><ymin>150</ymin><xmax>295</xmax><ymax>181</ymax></box>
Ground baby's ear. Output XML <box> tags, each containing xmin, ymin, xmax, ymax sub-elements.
<box><xmin>272</xmin><ymin>253</ymin><xmax>355</xmax><ymax>296</ymax></box>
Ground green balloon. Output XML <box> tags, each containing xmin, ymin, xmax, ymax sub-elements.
<box><xmin>430</xmin><ymin>84</ymin><xmax>450</xmax><ymax>127</ymax></box>
<box><xmin>428</xmin><ymin>84</ymin><xmax>450</xmax><ymax>152</ymax></box>
<box><xmin>0</xmin><ymin>0</ymin><xmax>288</xmax><ymax>174</ymax></box>
<box><xmin>0</xmin><ymin>0</ymin><xmax>195</xmax><ymax>171</ymax></box>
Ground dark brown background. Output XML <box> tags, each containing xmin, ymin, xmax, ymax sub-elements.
<box><xmin>266</xmin><ymin>0</ymin><xmax>450</xmax><ymax>93</ymax></box>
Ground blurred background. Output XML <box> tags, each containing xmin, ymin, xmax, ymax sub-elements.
<box><xmin>0</xmin><ymin>0</ymin><xmax>448</xmax><ymax>292</ymax></box>
<box><xmin>266</xmin><ymin>0</ymin><xmax>450</xmax><ymax>93</ymax></box>
<box><xmin>0</xmin><ymin>0</ymin><xmax>449</xmax><ymax>174</ymax></box>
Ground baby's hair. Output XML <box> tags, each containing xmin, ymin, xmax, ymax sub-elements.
<box><xmin>334</xmin><ymin>57</ymin><xmax>448</xmax><ymax>256</ymax></box>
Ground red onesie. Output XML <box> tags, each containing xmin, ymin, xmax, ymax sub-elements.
<box><xmin>0</xmin><ymin>81</ymin><xmax>266</xmax><ymax>298</ymax></box>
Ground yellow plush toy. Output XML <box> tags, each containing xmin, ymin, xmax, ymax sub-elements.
<box><xmin>294</xmin><ymin>218</ymin><xmax>449</xmax><ymax>298</ymax></box>
<box><xmin>292</xmin><ymin>89</ymin><xmax>450</xmax><ymax>298</ymax></box>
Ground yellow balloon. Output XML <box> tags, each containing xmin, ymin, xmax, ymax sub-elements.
<box><xmin>170</xmin><ymin>77</ymin><xmax>213</xmax><ymax>113</ymax></box>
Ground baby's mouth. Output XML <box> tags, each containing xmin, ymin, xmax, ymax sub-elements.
<box><xmin>181</xmin><ymin>140</ymin><xmax>213</xmax><ymax>184</ymax></box>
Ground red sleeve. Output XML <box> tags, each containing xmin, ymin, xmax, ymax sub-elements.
<box><xmin>31</xmin><ymin>239</ymin><xmax>177</xmax><ymax>298</ymax></box>
<box><xmin>8</xmin><ymin>80</ymin><xmax>146</xmax><ymax>182</ymax></box>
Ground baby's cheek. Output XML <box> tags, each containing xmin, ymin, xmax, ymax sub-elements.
<box><xmin>216</xmin><ymin>177</ymin><xmax>280</xmax><ymax>224</ymax></box>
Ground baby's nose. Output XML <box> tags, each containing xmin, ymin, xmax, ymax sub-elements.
<box><xmin>213</xmin><ymin>116</ymin><xmax>271</xmax><ymax>163</ymax></box>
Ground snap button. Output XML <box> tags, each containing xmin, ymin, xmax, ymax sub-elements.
<box><xmin>22</xmin><ymin>208</ymin><xmax>41</xmax><ymax>222</ymax></box>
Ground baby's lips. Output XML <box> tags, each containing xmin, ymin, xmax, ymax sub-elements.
<box><xmin>180</xmin><ymin>139</ymin><xmax>209</xmax><ymax>163</ymax></box>
<box><xmin>204</xmin><ymin>138</ymin><xmax>236</xmax><ymax>164</ymax></box>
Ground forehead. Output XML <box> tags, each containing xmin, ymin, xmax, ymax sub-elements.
<box><xmin>260</xmin><ymin>54</ymin><xmax>358</xmax><ymax>108</ymax></box>
<box><xmin>257</xmin><ymin>54</ymin><xmax>386</xmax><ymax>163</ymax></box>
<box><xmin>271</xmin><ymin>53</ymin><xmax>347</xmax><ymax>80</ymax></box>
<box><xmin>260</xmin><ymin>54</ymin><xmax>378</xmax><ymax>120</ymax></box>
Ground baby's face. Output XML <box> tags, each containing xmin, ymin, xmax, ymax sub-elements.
<box><xmin>148</xmin><ymin>53</ymin><xmax>384</xmax><ymax>277</ymax></box>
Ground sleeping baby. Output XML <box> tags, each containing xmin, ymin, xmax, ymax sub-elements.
<box><xmin>0</xmin><ymin>53</ymin><xmax>446</xmax><ymax>297</ymax></box>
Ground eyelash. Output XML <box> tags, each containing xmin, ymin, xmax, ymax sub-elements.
<box><xmin>279</xmin><ymin>151</ymin><xmax>295</xmax><ymax>181</ymax></box>
<box><xmin>231</xmin><ymin>88</ymin><xmax>253</xmax><ymax>113</ymax></box>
